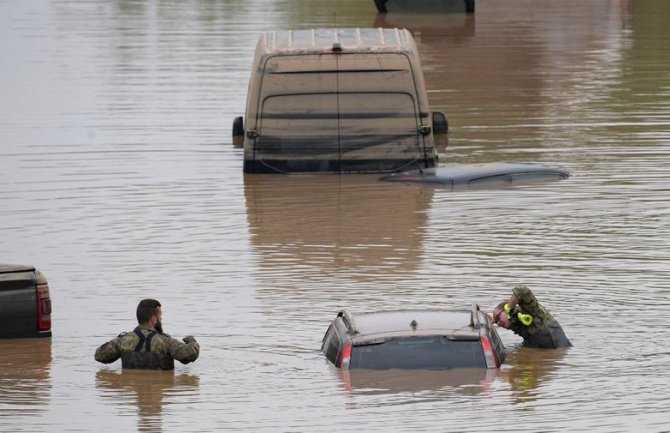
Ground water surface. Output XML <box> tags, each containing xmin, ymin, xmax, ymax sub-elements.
<box><xmin>1</xmin><ymin>0</ymin><xmax>670</xmax><ymax>431</ymax></box>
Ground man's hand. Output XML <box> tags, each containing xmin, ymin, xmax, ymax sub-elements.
<box><xmin>183</xmin><ymin>335</ymin><xmax>197</xmax><ymax>344</ymax></box>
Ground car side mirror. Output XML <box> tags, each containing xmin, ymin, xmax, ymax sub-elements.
<box><xmin>232</xmin><ymin>116</ymin><xmax>244</xmax><ymax>148</ymax></box>
<box><xmin>432</xmin><ymin>112</ymin><xmax>448</xmax><ymax>135</ymax></box>
<box><xmin>432</xmin><ymin>111</ymin><xmax>448</xmax><ymax>154</ymax></box>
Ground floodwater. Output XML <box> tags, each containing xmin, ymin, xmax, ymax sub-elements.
<box><xmin>1</xmin><ymin>0</ymin><xmax>669</xmax><ymax>431</ymax></box>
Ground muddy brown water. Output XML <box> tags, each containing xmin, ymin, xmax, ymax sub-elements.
<box><xmin>1</xmin><ymin>0</ymin><xmax>670</xmax><ymax>431</ymax></box>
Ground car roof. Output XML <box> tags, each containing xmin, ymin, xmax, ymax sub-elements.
<box><xmin>346</xmin><ymin>310</ymin><xmax>483</xmax><ymax>343</ymax></box>
<box><xmin>380</xmin><ymin>162</ymin><xmax>570</xmax><ymax>187</ymax></box>
<box><xmin>437</xmin><ymin>163</ymin><xmax>569</xmax><ymax>183</ymax></box>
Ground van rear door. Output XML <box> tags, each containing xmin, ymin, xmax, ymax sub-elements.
<box><xmin>255</xmin><ymin>53</ymin><xmax>424</xmax><ymax>173</ymax></box>
<box><xmin>256</xmin><ymin>55</ymin><xmax>340</xmax><ymax>173</ymax></box>
<box><xmin>337</xmin><ymin>53</ymin><xmax>424</xmax><ymax>173</ymax></box>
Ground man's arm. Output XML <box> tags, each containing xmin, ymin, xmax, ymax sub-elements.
<box><xmin>506</xmin><ymin>293</ymin><xmax>519</xmax><ymax>310</ymax></box>
<box><xmin>512</xmin><ymin>285</ymin><xmax>540</xmax><ymax>312</ymax></box>
<box><xmin>168</xmin><ymin>335</ymin><xmax>200</xmax><ymax>364</ymax></box>
<box><xmin>95</xmin><ymin>338</ymin><xmax>122</xmax><ymax>364</ymax></box>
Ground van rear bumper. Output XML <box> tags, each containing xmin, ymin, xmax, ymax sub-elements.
<box><xmin>244</xmin><ymin>158</ymin><xmax>435</xmax><ymax>174</ymax></box>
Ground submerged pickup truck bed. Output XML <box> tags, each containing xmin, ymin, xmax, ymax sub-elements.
<box><xmin>0</xmin><ymin>264</ymin><xmax>52</xmax><ymax>338</ymax></box>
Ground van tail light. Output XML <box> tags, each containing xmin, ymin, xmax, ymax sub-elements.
<box><xmin>480</xmin><ymin>336</ymin><xmax>499</xmax><ymax>368</ymax></box>
<box><xmin>337</xmin><ymin>340</ymin><xmax>352</xmax><ymax>369</ymax></box>
<box><xmin>36</xmin><ymin>283</ymin><xmax>52</xmax><ymax>332</ymax></box>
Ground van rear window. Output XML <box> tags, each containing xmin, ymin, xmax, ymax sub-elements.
<box><xmin>350</xmin><ymin>337</ymin><xmax>486</xmax><ymax>370</ymax></box>
<box><xmin>257</xmin><ymin>92</ymin><xmax>421</xmax><ymax>172</ymax></box>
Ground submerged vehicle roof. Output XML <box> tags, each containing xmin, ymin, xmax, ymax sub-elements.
<box><xmin>255</xmin><ymin>27</ymin><xmax>418</xmax><ymax>57</ymax></box>
<box><xmin>380</xmin><ymin>163</ymin><xmax>570</xmax><ymax>188</ymax></box>
<box><xmin>347</xmin><ymin>310</ymin><xmax>483</xmax><ymax>343</ymax></box>
<box><xmin>0</xmin><ymin>264</ymin><xmax>36</xmax><ymax>274</ymax></box>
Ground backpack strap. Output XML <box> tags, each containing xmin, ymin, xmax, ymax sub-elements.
<box><xmin>133</xmin><ymin>328</ymin><xmax>146</xmax><ymax>352</ymax></box>
<box><xmin>145</xmin><ymin>331</ymin><xmax>157</xmax><ymax>352</ymax></box>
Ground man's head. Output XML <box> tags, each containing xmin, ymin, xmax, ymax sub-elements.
<box><xmin>492</xmin><ymin>301</ymin><xmax>513</xmax><ymax>329</ymax></box>
<box><xmin>136</xmin><ymin>299</ymin><xmax>163</xmax><ymax>333</ymax></box>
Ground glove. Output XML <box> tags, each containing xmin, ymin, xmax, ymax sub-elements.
<box><xmin>505</xmin><ymin>304</ymin><xmax>533</xmax><ymax>326</ymax></box>
<box><xmin>182</xmin><ymin>335</ymin><xmax>197</xmax><ymax>344</ymax></box>
<box><xmin>518</xmin><ymin>313</ymin><xmax>533</xmax><ymax>326</ymax></box>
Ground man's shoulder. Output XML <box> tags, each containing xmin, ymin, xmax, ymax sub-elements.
<box><xmin>107</xmin><ymin>330</ymin><xmax>142</xmax><ymax>345</ymax></box>
<box><xmin>151</xmin><ymin>332</ymin><xmax>179</xmax><ymax>344</ymax></box>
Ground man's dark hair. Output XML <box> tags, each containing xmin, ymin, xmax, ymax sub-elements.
<box><xmin>137</xmin><ymin>299</ymin><xmax>161</xmax><ymax>324</ymax></box>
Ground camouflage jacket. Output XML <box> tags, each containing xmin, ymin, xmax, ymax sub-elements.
<box><xmin>94</xmin><ymin>324</ymin><xmax>199</xmax><ymax>365</ymax></box>
<box><xmin>509</xmin><ymin>285</ymin><xmax>555</xmax><ymax>340</ymax></box>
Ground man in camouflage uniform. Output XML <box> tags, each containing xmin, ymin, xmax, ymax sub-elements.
<box><xmin>492</xmin><ymin>285</ymin><xmax>571</xmax><ymax>349</ymax></box>
<box><xmin>95</xmin><ymin>299</ymin><xmax>200</xmax><ymax>369</ymax></box>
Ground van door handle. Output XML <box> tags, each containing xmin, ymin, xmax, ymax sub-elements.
<box><xmin>246</xmin><ymin>129</ymin><xmax>259</xmax><ymax>139</ymax></box>
<box><xmin>418</xmin><ymin>126</ymin><xmax>431</xmax><ymax>135</ymax></box>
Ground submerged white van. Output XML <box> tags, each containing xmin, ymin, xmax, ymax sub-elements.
<box><xmin>233</xmin><ymin>28</ymin><xmax>448</xmax><ymax>174</ymax></box>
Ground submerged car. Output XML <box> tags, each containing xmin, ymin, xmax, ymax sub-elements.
<box><xmin>0</xmin><ymin>264</ymin><xmax>52</xmax><ymax>338</ymax></box>
<box><xmin>379</xmin><ymin>162</ymin><xmax>570</xmax><ymax>189</ymax></box>
<box><xmin>321</xmin><ymin>304</ymin><xmax>504</xmax><ymax>370</ymax></box>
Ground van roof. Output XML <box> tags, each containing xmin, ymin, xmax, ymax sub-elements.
<box><xmin>0</xmin><ymin>264</ymin><xmax>35</xmax><ymax>274</ymax></box>
<box><xmin>259</xmin><ymin>28</ymin><xmax>415</xmax><ymax>55</ymax></box>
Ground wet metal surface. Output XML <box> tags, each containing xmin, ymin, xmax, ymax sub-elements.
<box><xmin>2</xmin><ymin>0</ymin><xmax>670</xmax><ymax>431</ymax></box>
<box><xmin>379</xmin><ymin>162</ymin><xmax>570</xmax><ymax>188</ymax></box>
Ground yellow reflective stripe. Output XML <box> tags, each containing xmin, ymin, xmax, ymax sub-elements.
<box><xmin>518</xmin><ymin>313</ymin><xmax>533</xmax><ymax>326</ymax></box>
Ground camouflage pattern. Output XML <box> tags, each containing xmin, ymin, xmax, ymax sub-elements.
<box><xmin>95</xmin><ymin>324</ymin><xmax>199</xmax><ymax>366</ymax></box>
<box><xmin>508</xmin><ymin>285</ymin><xmax>571</xmax><ymax>348</ymax></box>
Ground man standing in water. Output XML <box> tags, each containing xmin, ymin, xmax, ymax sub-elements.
<box><xmin>95</xmin><ymin>299</ymin><xmax>200</xmax><ymax>369</ymax></box>
<box><xmin>492</xmin><ymin>285</ymin><xmax>571</xmax><ymax>349</ymax></box>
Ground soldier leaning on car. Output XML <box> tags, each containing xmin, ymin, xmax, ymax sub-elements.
<box><xmin>492</xmin><ymin>285</ymin><xmax>572</xmax><ymax>349</ymax></box>
<box><xmin>95</xmin><ymin>299</ymin><xmax>199</xmax><ymax>369</ymax></box>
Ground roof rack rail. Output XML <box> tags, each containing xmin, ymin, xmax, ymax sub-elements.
<box><xmin>337</xmin><ymin>309</ymin><xmax>357</xmax><ymax>334</ymax></box>
<box><xmin>470</xmin><ymin>303</ymin><xmax>482</xmax><ymax>328</ymax></box>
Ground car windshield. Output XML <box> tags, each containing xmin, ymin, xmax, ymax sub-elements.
<box><xmin>350</xmin><ymin>336</ymin><xmax>486</xmax><ymax>370</ymax></box>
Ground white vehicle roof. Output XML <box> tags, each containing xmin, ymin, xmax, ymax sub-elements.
<box><xmin>258</xmin><ymin>28</ymin><xmax>416</xmax><ymax>55</ymax></box>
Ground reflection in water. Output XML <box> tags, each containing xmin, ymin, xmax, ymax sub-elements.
<box><xmin>501</xmin><ymin>347</ymin><xmax>568</xmax><ymax>404</ymax></box>
<box><xmin>244</xmin><ymin>174</ymin><xmax>435</xmax><ymax>314</ymax></box>
<box><xmin>245</xmin><ymin>175</ymin><xmax>433</xmax><ymax>275</ymax></box>
<box><xmin>95</xmin><ymin>370</ymin><xmax>199</xmax><ymax>433</ymax></box>
<box><xmin>338</xmin><ymin>368</ymin><xmax>498</xmax><ymax>407</ymax></box>
<box><xmin>2</xmin><ymin>0</ymin><xmax>670</xmax><ymax>430</ymax></box>
<box><xmin>0</xmin><ymin>339</ymin><xmax>52</xmax><ymax>414</ymax></box>
<box><xmin>373</xmin><ymin>12</ymin><xmax>476</xmax><ymax>38</ymax></box>
<box><xmin>378</xmin><ymin>1</ymin><xmax>631</xmax><ymax>165</ymax></box>
<box><xmin>342</xmin><ymin>367</ymin><xmax>497</xmax><ymax>396</ymax></box>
